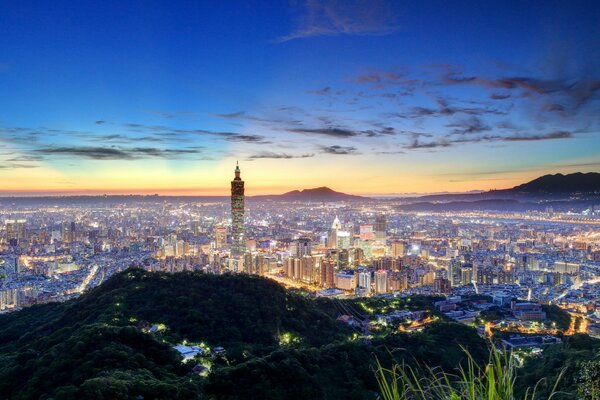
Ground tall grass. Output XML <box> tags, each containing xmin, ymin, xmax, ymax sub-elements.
<box><xmin>375</xmin><ymin>346</ymin><xmax>565</xmax><ymax>400</ymax></box>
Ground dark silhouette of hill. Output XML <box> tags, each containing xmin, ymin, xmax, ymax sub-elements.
<box><xmin>400</xmin><ymin>172</ymin><xmax>600</xmax><ymax>211</ymax></box>
<box><xmin>0</xmin><ymin>269</ymin><xmax>490</xmax><ymax>400</ymax></box>
<box><xmin>252</xmin><ymin>186</ymin><xmax>367</xmax><ymax>202</ymax></box>
<box><xmin>414</xmin><ymin>172</ymin><xmax>600</xmax><ymax>202</ymax></box>
<box><xmin>509</xmin><ymin>172</ymin><xmax>600</xmax><ymax>194</ymax></box>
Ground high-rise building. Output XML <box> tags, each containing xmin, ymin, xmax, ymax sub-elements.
<box><xmin>374</xmin><ymin>215</ymin><xmax>386</xmax><ymax>241</ymax></box>
<box><xmin>359</xmin><ymin>224</ymin><xmax>374</xmax><ymax>241</ymax></box>
<box><xmin>61</xmin><ymin>222</ymin><xmax>75</xmax><ymax>243</ymax></box>
<box><xmin>391</xmin><ymin>241</ymin><xmax>405</xmax><ymax>257</ymax></box>
<box><xmin>375</xmin><ymin>270</ymin><xmax>388</xmax><ymax>294</ymax></box>
<box><xmin>5</xmin><ymin>219</ymin><xmax>26</xmax><ymax>245</ymax></box>
<box><xmin>291</xmin><ymin>238</ymin><xmax>311</xmax><ymax>257</ymax></box>
<box><xmin>214</xmin><ymin>226</ymin><xmax>228</xmax><ymax>248</ymax></box>
<box><xmin>358</xmin><ymin>270</ymin><xmax>372</xmax><ymax>293</ymax></box>
<box><xmin>328</xmin><ymin>216</ymin><xmax>341</xmax><ymax>248</ymax></box>
<box><xmin>230</xmin><ymin>162</ymin><xmax>245</xmax><ymax>258</ymax></box>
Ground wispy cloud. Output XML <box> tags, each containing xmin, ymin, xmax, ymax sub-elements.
<box><xmin>275</xmin><ymin>0</ymin><xmax>400</xmax><ymax>43</ymax></box>
<box><xmin>321</xmin><ymin>145</ymin><xmax>359</xmax><ymax>155</ymax></box>
<box><xmin>446</xmin><ymin>117</ymin><xmax>491</xmax><ymax>135</ymax></box>
<box><xmin>290</xmin><ymin>126</ymin><xmax>395</xmax><ymax>138</ymax></box>
<box><xmin>405</xmin><ymin>130</ymin><xmax>574</xmax><ymax>150</ymax></box>
<box><xmin>0</xmin><ymin>163</ymin><xmax>39</xmax><ymax>169</ymax></box>
<box><xmin>247</xmin><ymin>152</ymin><xmax>315</xmax><ymax>160</ymax></box>
<box><xmin>501</xmin><ymin>131</ymin><xmax>572</xmax><ymax>141</ymax></box>
<box><xmin>443</xmin><ymin>73</ymin><xmax>600</xmax><ymax>110</ymax></box>
<box><xmin>34</xmin><ymin>146</ymin><xmax>202</xmax><ymax>160</ymax></box>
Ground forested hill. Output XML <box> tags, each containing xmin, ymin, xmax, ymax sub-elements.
<box><xmin>0</xmin><ymin>269</ymin><xmax>489</xmax><ymax>399</ymax></box>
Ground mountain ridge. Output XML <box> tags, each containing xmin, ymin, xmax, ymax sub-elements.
<box><xmin>252</xmin><ymin>186</ymin><xmax>368</xmax><ymax>202</ymax></box>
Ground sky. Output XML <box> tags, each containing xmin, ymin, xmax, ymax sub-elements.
<box><xmin>0</xmin><ymin>0</ymin><xmax>599</xmax><ymax>196</ymax></box>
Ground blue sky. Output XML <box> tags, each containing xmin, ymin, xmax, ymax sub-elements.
<box><xmin>0</xmin><ymin>0</ymin><xmax>599</xmax><ymax>195</ymax></box>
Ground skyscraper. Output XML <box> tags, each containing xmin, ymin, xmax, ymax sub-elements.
<box><xmin>374</xmin><ymin>215</ymin><xmax>386</xmax><ymax>241</ymax></box>
<box><xmin>5</xmin><ymin>219</ymin><xmax>26</xmax><ymax>245</ymax></box>
<box><xmin>230</xmin><ymin>162</ymin><xmax>245</xmax><ymax>258</ymax></box>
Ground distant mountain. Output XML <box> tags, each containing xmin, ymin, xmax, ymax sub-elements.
<box><xmin>252</xmin><ymin>186</ymin><xmax>368</xmax><ymax>202</ymax></box>
<box><xmin>509</xmin><ymin>172</ymin><xmax>600</xmax><ymax>194</ymax></box>
<box><xmin>409</xmin><ymin>172</ymin><xmax>600</xmax><ymax>204</ymax></box>
<box><xmin>397</xmin><ymin>172</ymin><xmax>600</xmax><ymax>212</ymax></box>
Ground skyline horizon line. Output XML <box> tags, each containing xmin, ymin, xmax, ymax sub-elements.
<box><xmin>0</xmin><ymin>169</ymin><xmax>598</xmax><ymax>198</ymax></box>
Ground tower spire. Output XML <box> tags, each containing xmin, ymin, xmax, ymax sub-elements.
<box><xmin>231</xmin><ymin>162</ymin><xmax>245</xmax><ymax>258</ymax></box>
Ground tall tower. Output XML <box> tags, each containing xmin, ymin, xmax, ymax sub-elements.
<box><xmin>230</xmin><ymin>162</ymin><xmax>245</xmax><ymax>258</ymax></box>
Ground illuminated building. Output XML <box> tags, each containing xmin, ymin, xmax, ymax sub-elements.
<box><xmin>214</xmin><ymin>226</ymin><xmax>227</xmax><ymax>249</ymax></box>
<box><xmin>335</xmin><ymin>272</ymin><xmax>356</xmax><ymax>291</ymax></box>
<box><xmin>328</xmin><ymin>216</ymin><xmax>341</xmax><ymax>248</ymax></box>
<box><xmin>291</xmin><ymin>238</ymin><xmax>311</xmax><ymax>257</ymax></box>
<box><xmin>374</xmin><ymin>215</ymin><xmax>386</xmax><ymax>241</ymax></box>
<box><xmin>61</xmin><ymin>222</ymin><xmax>76</xmax><ymax>243</ymax></box>
<box><xmin>359</xmin><ymin>224</ymin><xmax>374</xmax><ymax>241</ymax></box>
<box><xmin>320</xmin><ymin>259</ymin><xmax>335</xmax><ymax>288</ymax></box>
<box><xmin>375</xmin><ymin>270</ymin><xmax>388</xmax><ymax>294</ymax></box>
<box><xmin>230</xmin><ymin>162</ymin><xmax>245</xmax><ymax>258</ymax></box>
<box><xmin>358</xmin><ymin>270</ymin><xmax>371</xmax><ymax>293</ymax></box>
<box><xmin>5</xmin><ymin>219</ymin><xmax>26</xmax><ymax>245</ymax></box>
<box><xmin>391</xmin><ymin>241</ymin><xmax>405</xmax><ymax>257</ymax></box>
<box><xmin>336</xmin><ymin>231</ymin><xmax>351</xmax><ymax>250</ymax></box>
<box><xmin>433</xmin><ymin>277</ymin><xmax>451</xmax><ymax>294</ymax></box>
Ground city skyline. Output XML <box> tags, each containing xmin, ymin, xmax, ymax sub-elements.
<box><xmin>1</xmin><ymin>1</ymin><xmax>600</xmax><ymax>196</ymax></box>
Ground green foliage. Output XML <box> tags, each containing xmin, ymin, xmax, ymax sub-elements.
<box><xmin>0</xmin><ymin>269</ymin><xmax>587</xmax><ymax>399</ymax></box>
<box><xmin>576</xmin><ymin>360</ymin><xmax>600</xmax><ymax>400</ymax></box>
<box><xmin>516</xmin><ymin>334</ymin><xmax>600</xmax><ymax>399</ymax></box>
<box><xmin>376</xmin><ymin>346</ymin><xmax>563</xmax><ymax>400</ymax></box>
<box><xmin>206</xmin><ymin>322</ymin><xmax>489</xmax><ymax>400</ymax></box>
<box><xmin>0</xmin><ymin>269</ymin><xmax>349</xmax><ymax>399</ymax></box>
<box><xmin>480</xmin><ymin>306</ymin><xmax>504</xmax><ymax>322</ymax></box>
<box><xmin>541</xmin><ymin>305</ymin><xmax>571</xmax><ymax>331</ymax></box>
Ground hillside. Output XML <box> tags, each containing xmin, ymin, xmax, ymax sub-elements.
<box><xmin>398</xmin><ymin>172</ymin><xmax>600</xmax><ymax>212</ymax></box>
<box><xmin>510</xmin><ymin>172</ymin><xmax>600</xmax><ymax>194</ymax></box>
<box><xmin>252</xmin><ymin>186</ymin><xmax>367</xmax><ymax>202</ymax></box>
<box><xmin>0</xmin><ymin>269</ymin><xmax>490</xmax><ymax>400</ymax></box>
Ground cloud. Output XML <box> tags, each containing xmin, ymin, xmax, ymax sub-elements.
<box><xmin>34</xmin><ymin>146</ymin><xmax>202</xmax><ymax>160</ymax></box>
<box><xmin>247</xmin><ymin>152</ymin><xmax>315</xmax><ymax>160</ymax></box>
<box><xmin>490</xmin><ymin>93</ymin><xmax>510</xmax><ymax>100</ymax></box>
<box><xmin>404</xmin><ymin>130</ymin><xmax>573</xmax><ymax>150</ymax></box>
<box><xmin>355</xmin><ymin>70</ymin><xmax>419</xmax><ymax>89</ymax></box>
<box><xmin>308</xmin><ymin>86</ymin><xmax>332</xmax><ymax>96</ymax></box>
<box><xmin>35</xmin><ymin>146</ymin><xmax>134</xmax><ymax>160</ymax></box>
<box><xmin>290</xmin><ymin>127</ymin><xmax>359</xmax><ymax>138</ymax></box>
<box><xmin>119</xmin><ymin>123</ymin><xmax>271</xmax><ymax>143</ymax></box>
<box><xmin>446</xmin><ymin>117</ymin><xmax>491</xmax><ymax>135</ymax></box>
<box><xmin>210</xmin><ymin>111</ymin><xmax>246</xmax><ymax>119</ymax></box>
<box><xmin>405</xmin><ymin>139</ymin><xmax>451</xmax><ymax>150</ymax></box>
<box><xmin>290</xmin><ymin>125</ymin><xmax>395</xmax><ymax>138</ymax></box>
<box><xmin>275</xmin><ymin>0</ymin><xmax>399</xmax><ymax>42</ymax></box>
<box><xmin>444</xmin><ymin>73</ymin><xmax>600</xmax><ymax>109</ymax></box>
<box><xmin>95</xmin><ymin>120</ymin><xmax>106</xmax><ymax>125</ymax></box>
<box><xmin>4</xmin><ymin>154</ymin><xmax>44</xmax><ymax>162</ymax></box>
<box><xmin>501</xmin><ymin>131</ymin><xmax>572</xmax><ymax>141</ymax></box>
<box><xmin>0</xmin><ymin>163</ymin><xmax>39</xmax><ymax>169</ymax></box>
<box><xmin>321</xmin><ymin>145</ymin><xmax>359</xmax><ymax>154</ymax></box>
<box><xmin>219</xmin><ymin>133</ymin><xmax>269</xmax><ymax>143</ymax></box>
<box><xmin>409</xmin><ymin>98</ymin><xmax>505</xmax><ymax>118</ymax></box>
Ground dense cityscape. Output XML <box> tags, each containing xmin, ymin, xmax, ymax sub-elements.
<box><xmin>2</xmin><ymin>166</ymin><xmax>599</xmax><ymax>348</ymax></box>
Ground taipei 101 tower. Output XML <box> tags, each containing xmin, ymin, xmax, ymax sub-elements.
<box><xmin>230</xmin><ymin>162</ymin><xmax>245</xmax><ymax>258</ymax></box>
